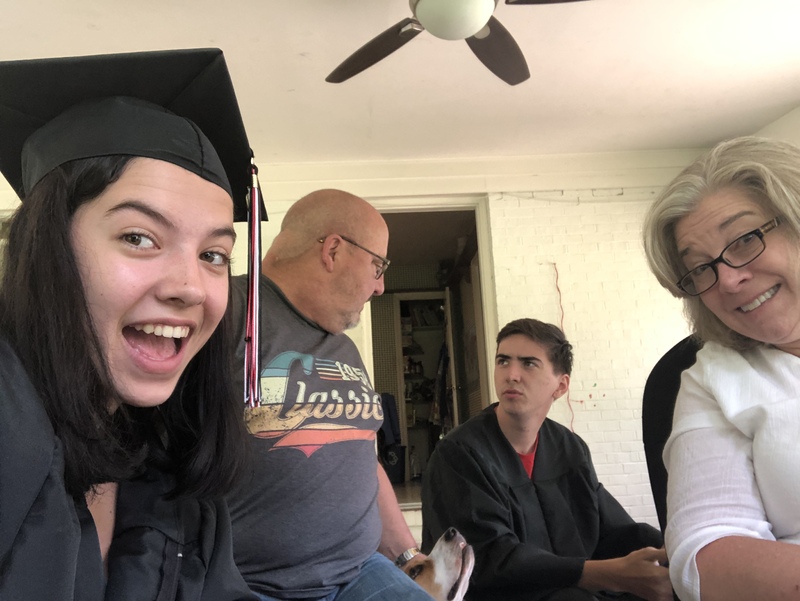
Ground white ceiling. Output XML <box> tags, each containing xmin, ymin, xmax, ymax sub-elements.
<box><xmin>2</xmin><ymin>0</ymin><xmax>800</xmax><ymax>174</ymax></box>
<box><xmin>5</xmin><ymin>0</ymin><xmax>799</xmax><ymax>265</ymax></box>
<box><xmin>0</xmin><ymin>0</ymin><xmax>800</xmax><ymax>264</ymax></box>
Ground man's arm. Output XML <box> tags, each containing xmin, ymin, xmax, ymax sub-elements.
<box><xmin>376</xmin><ymin>463</ymin><xmax>421</xmax><ymax>560</ymax></box>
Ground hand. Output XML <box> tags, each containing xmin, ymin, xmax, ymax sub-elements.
<box><xmin>616</xmin><ymin>547</ymin><xmax>672</xmax><ymax>601</ymax></box>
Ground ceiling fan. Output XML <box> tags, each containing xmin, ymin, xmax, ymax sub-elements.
<box><xmin>326</xmin><ymin>0</ymin><xmax>589</xmax><ymax>86</ymax></box>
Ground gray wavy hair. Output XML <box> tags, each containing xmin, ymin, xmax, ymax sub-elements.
<box><xmin>643</xmin><ymin>136</ymin><xmax>800</xmax><ymax>351</ymax></box>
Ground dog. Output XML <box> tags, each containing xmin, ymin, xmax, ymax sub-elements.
<box><xmin>401</xmin><ymin>527</ymin><xmax>474</xmax><ymax>601</ymax></box>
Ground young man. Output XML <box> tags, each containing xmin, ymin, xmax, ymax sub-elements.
<box><xmin>227</xmin><ymin>189</ymin><xmax>431</xmax><ymax>601</ymax></box>
<box><xmin>422</xmin><ymin>318</ymin><xmax>672</xmax><ymax>601</ymax></box>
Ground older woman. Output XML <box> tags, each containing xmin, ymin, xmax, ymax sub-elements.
<box><xmin>643</xmin><ymin>136</ymin><xmax>800</xmax><ymax>601</ymax></box>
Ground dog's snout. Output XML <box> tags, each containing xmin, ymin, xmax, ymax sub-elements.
<box><xmin>445</xmin><ymin>527</ymin><xmax>457</xmax><ymax>541</ymax></box>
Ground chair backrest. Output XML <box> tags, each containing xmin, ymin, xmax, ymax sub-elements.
<box><xmin>642</xmin><ymin>336</ymin><xmax>703</xmax><ymax>533</ymax></box>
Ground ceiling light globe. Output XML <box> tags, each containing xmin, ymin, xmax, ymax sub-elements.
<box><xmin>414</xmin><ymin>0</ymin><xmax>495</xmax><ymax>41</ymax></box>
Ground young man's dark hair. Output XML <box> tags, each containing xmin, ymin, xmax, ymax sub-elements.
<box><xmin>496</xmin><ymin>317</ymin><xmax>574</xmax><ymax>376</ymax></box>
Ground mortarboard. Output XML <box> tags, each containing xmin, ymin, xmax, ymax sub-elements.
<box><xmin>0</xmin><ymin>47</ymin><xmax>264</xmax><ymax>222</ymax></box>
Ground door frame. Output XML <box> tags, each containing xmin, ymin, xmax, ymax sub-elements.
<box><xmin>370</xmin><ymin>194</ymin><xmax>496</xmax><ymax>410</ymax></box>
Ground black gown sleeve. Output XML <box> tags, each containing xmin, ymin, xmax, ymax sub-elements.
<box><xmin>0</xmin><ymin>340</ymin><xmax>104</xmax><ymax>601</ymax></box>
<box><xmin>581</xmin><ymin>437</ymin><xmax>663</xmax><ymax>559</ymax></box>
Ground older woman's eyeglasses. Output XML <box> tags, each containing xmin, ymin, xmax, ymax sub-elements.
<box><xmin>319</xmin><ymin>234</ymin><xmax>390</xmax><ymax>279</ymax></box>
<box><xmin>676</xmin><ymin>217</ymin><xmax>782</xmax><ymax>296</ymax></box>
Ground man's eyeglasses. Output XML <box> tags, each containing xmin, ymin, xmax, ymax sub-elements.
<box><xmin>676</xmin><ymin>217</ymin><xmax>781</xmax><ymax>296</ymax></box>
<box><xmin>319</xmin><ymin>234</ymin><xmax>390</xmax><ymax>279</ymax></box>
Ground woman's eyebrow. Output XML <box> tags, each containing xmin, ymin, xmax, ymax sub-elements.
<box><xmin>105</xmin><ymin>199</ymin><xmax>236</xmax><ymax>242</ymax></box>
<box><xmin>718</xmin><ymin>210</ymin><xmax>758</xmax><ymax>230</ymax></box>
<box><xmin>105</xmin><ymin>199</ymin><xmax>174</xmax><ymax>230</ymax></box>
<box><xmin>678</xmin><ymin>210</ymin><xmax>760</xmax><ymax>259</ymax></box>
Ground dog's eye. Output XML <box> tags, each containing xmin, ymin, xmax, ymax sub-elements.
<box><xmin>407</xmin><ymin>565</ymin><xmax>423</xmax><ymax>580</ymax></box>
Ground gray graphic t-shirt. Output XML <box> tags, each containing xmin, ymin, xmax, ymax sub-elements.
<box><xmin>227</xmin><ymin>275</ymin><xmax>383</xmax><ymax>599</ymax></box>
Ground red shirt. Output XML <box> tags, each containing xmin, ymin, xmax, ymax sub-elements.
<box><xmin>517</xmin><ymin>434</ymin><xmax>539</xmax><ymax>478</ymax></box>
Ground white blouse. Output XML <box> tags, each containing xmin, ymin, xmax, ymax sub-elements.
<box><xmin>664</xmin><ymin>341</ymin><xmax>800</xmax><ymax>601</ymax></box>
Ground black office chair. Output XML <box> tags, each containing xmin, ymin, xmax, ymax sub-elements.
<box><xmin>642</xmin><ymin>336</ymin><xmax>703</xmax><ymax>533</ymax></box>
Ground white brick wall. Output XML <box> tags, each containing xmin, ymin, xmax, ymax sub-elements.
<box><xmin>403</xmin><ymin>508</ymin><xmax>423</xmax><ymax>545</ymax></box>
<box><xmin>487</xmin><ymin>188</ymin><xmax>691</xmax><ymax>527</ymax></box>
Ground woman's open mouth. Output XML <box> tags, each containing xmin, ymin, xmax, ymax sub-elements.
<box><xmin>739</xmin><ymin>285</ymin><xmax>779</xmax><ymax>313</ymax></box>
<box><xmin>124</xmin><ymin>323</ymin><xmax>190</xmax><ymax>359</ymax></box>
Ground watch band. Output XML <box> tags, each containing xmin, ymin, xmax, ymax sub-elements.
<box><xmin>395</xmin><ymin>547</ymin><xmax>421</xmax><ymax>567</ymax></box>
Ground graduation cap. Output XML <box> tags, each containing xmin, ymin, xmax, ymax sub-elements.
<box><xmin>0</xmin><ymin>48</ymin><xmax>265</xmax><ymax>407</ymax></box>
<box><xmin>0</xmin><ymin>47</ymin><xmax>264</xmax><ymax>222</ymax></box>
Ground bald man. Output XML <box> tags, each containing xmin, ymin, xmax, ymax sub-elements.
<box><xmin>227</xmin><ymin>190</ymin><xmax>432</xmax><ymax>601</ymax></box>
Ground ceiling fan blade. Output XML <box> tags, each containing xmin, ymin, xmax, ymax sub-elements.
<box><xmin>326</xmin><ymin>17</ymin><xmax>424</xmax><ymax>83</ymax></box>
<box><xmin>466</xmin><ymin>17</ymin><xmax>530</xmax><ymax>85</ymax></box>
<box><xmin>505</xmin><ymin>0</ymin><xmax>589</xmax><ymax>4</ymax></box>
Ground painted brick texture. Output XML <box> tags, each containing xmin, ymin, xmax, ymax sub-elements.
<box><xmin>488</xmin><ymin>188</ymin><xmax>690</xmax><ymax>526</ymax></box>
<box><xmin>402</xmin><ymin>508</ymin><xmax>423</xmax><ymax>545</ymax></box>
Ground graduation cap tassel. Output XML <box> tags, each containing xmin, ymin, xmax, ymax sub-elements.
<box><xmin>244</xmin><ymin>154</ymin><xmax>262</xmax><ymax>408</ymax></box>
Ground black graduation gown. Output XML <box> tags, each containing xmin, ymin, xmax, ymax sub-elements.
<box><xmin>421</xmin><ymin>404</ymin><xmax>662</xmax><ymax>601</ymax></box>
<box><xmin>0</xmin><ymin>339</ymin><xmax>255</xmax><ymax>601</ymax></box>
<box><xmin>108</xmin><ymin>468</ymin><xmax>257</xmax><ymax>601</ymax></box>
<box><xmin>0</xmin><ymin>339</ymin><xmax>105</xmax><ymax>601</ymax></box>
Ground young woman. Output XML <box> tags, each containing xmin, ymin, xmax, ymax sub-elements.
<box><xmin>0</xmin><ymin>49</ymin><xmax>256</xmax><ymax>600</ymax></box>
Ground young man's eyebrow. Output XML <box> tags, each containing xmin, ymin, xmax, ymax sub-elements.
<box><xmin>495</xmin><ymin>353</ymin><xmax>540</xmax><ymax>363</ymax></box>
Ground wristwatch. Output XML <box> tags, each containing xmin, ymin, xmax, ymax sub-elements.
<box><xmin>395</xmin><ymin>547</ymin><xmax>421</xmax><ymax>567</ymax></box>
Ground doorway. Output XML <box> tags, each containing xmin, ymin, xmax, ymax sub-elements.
<box><xmin>371</xmin><ymin>207</ymin><xmax>491</xmax><ymax>484</ymax></box>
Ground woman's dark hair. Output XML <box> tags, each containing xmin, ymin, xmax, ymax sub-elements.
<box><xmin>496</xmin><ymin>318</ymin><xmax>573</xmax><ymax>376</ymax></box>
<box><xmin>149</xmin><ymin>298</ymin><xmax>249</xmax><ymax>499</ymax></box>
<box><xmin>0</xmin><ymin>156</ymin><xmax>248</xmax><ymax>499</ymax></box>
